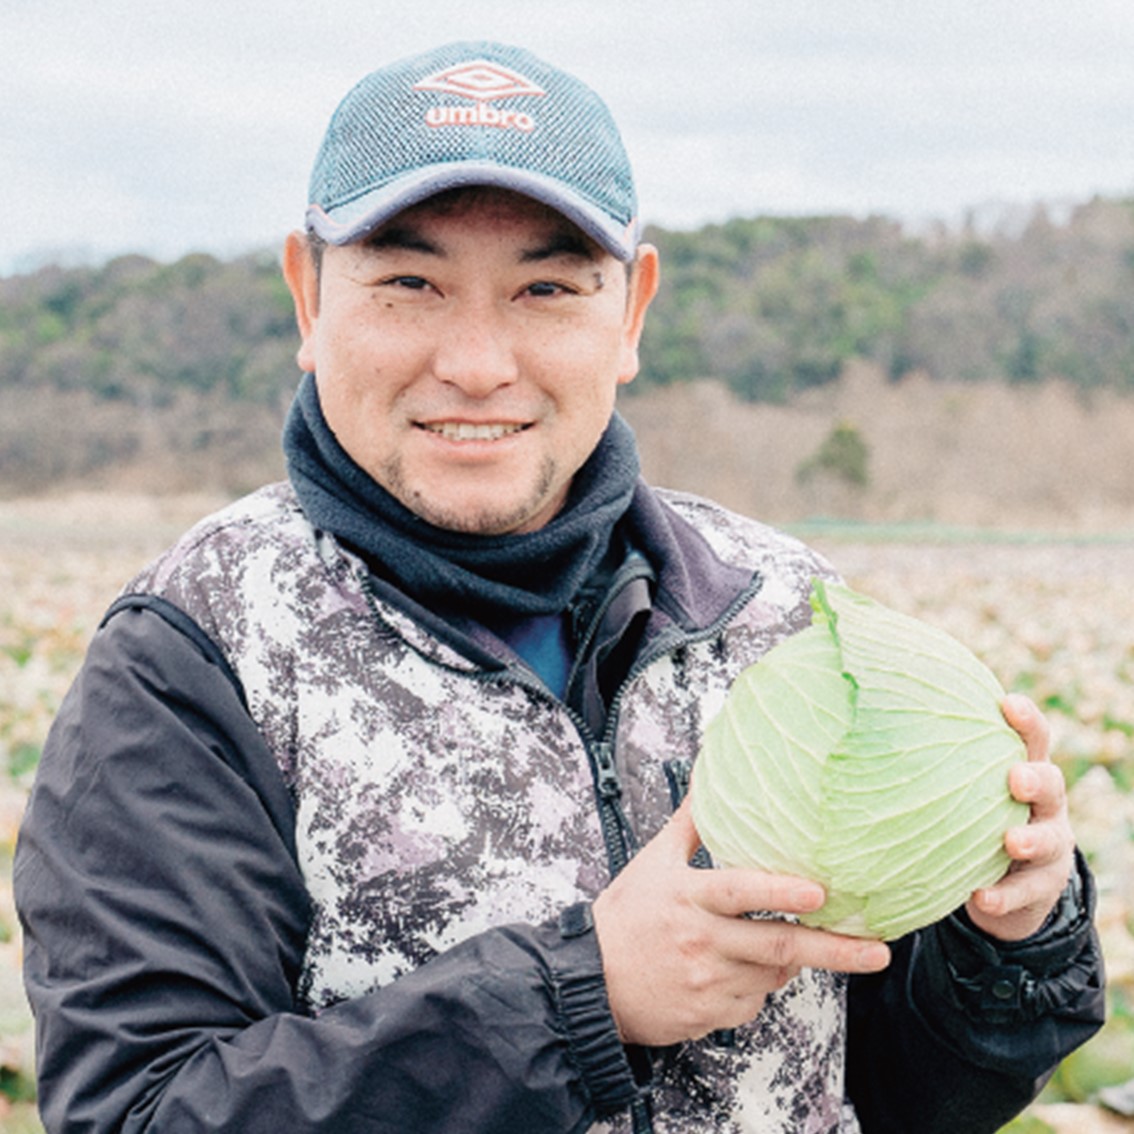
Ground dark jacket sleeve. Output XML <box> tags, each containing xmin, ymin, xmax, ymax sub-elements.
<box><xmin>845</xmin><ymin>852</ymin><xmax>1105</xmax><ymax>1133</ymax></box>
<box><xmin>14</xmin><ymin>603</ymin><xmax>637</xmax><ymax>1134</ymax></box>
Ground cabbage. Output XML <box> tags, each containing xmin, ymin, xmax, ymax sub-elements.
<box><xmin>690</xmin><ymin>578</ymin><xmax>1028</xmax><ymax>940</ymax></box>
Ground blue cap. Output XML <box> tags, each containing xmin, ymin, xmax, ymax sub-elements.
<box><xmin>305</xmin><ymin>41</ymin><xmax>639</xmax><ymax>261</ymax></box>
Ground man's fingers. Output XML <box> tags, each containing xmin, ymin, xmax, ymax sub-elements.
<box><xmin>697</xmin><ymin>865</ymin><xmax>826</xmax><ymax>920</ymax></box>
<box><xmin>713</xmin><ymin>913</ymin><xmax>891</xmax><ymax>976</ymax></box>
<box><xmin>664</xmin><ymin>802</ymin><xmax>828</xmax><ymax>917</ymax></box>
<box><xmin>972</xmin><ymin>857</ymin><xmax>1071</xmax><ymax>919</ymax></box>
<box><xmin>1009</xmin><ymin>760</ymin><xmax>1066</xmax><ymax>820</ymax></box>
<box><xmin>596</xmin><ymin>811</ymin><xmax>893</xmax><ymax>1046</ymax></box>
<box><xmin>677</xmin><ymin>821</ymin><xmax>889</xmax><ymax>972</ymax></box>
<box><xmin>1005</xmin><ymin>806</ymin><xmax>1073</xmax><ymax>863</ymax></box>
<box><xmin>1001</xmin><ymin>693</ymin><xmax>1052</xmax><ymax>762</ymax></box>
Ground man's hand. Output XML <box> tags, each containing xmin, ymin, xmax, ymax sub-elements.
<box><xmin>591</xmin><ymin>800</ymin><xmax>891</xmax><ymax>1048</ymax></box>
<box><xmin>965</xmin><ymin>693</ymin><xmax>1076</xmax><ymax>941</ymax></box>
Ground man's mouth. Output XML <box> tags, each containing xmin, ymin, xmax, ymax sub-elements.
<box><xmin>421</xmin><ymin>422</ymin><xmax>529</xmax><ymax>441</ymax></box>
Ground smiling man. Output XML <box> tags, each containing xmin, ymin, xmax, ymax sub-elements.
<box><xmin>283</xmin><ymin>188</ymin><xmax>656</xmax><ymax>537</ymax></box>
<box><xmin>15</xmin><ymin>41</ymin><xmax>1103</xmax><ymax>1134</ymax></box>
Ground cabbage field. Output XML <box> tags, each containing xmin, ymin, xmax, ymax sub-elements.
<box><xmin>0</xmin><ymin>496</ymin><xmax>1132</xmax><ymax>1133</ymax></box>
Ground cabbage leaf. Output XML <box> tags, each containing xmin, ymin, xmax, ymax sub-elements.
<box><xmin>691</xmin><ymin>579</ymin><xmax>1029</xmax><ymax>940</ymax></box>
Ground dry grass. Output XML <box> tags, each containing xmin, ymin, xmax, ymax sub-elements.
<box><xmin>8</xmin><ymin>369</ymin><xmax>1134</xmax><ymax>539</ymax></box>
<box><xmin>623</xmin><ymin>364</ymin><xmax>1134</xmax><ymax>535</ymax></box>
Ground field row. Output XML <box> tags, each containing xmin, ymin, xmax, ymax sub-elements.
<box><xmin>0</xmin><ymin>506</ymin><xmax>1132</xmax><ymax>1131</ymax></box>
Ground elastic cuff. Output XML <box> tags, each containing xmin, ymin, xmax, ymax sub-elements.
<box><xmin>932</xmin><ymin>848</ymin><xmax>1099</xmax><ymax>1023</ymax></box>
<box><xmin>943</xmin><ymin>848</ymin><xmax>1096</xmax><ymax>975</ymax></box>
<box><xmin>539</xmin><ymin>907</ymin><xmax>638</xmax><ymax>1116</ymax></box>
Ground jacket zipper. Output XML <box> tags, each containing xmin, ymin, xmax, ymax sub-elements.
<box><xmin>364</xmin><ymin>565</ymin><xmax>764</xmax><ymax>882</ymax></box>
<box><xmin>587</xmin><ymin>581</ymin><xmax>764</xmax><ymax>1134</ymax></box>
<box><xmin>592</xmin><ymin>739</ymin><xmax>637</xmax><ymax>876</ymax></box>
<box><xmin>362</xmin><ymin>566</ymin><xmax>765</xmax><ymax>1133</ymax></box>
<box><xmin>584</xmin><ymin>568</ymin><xmax>766</xmax><ymax>875</ymax></box>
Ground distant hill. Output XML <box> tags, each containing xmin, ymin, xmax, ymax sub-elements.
<box><xmin>3</xmin><ymin>195</ymin><xmax>1134</xmax><ymax>519</ymax></box>
<box><xmin>641</xmin><ymin>195</ymin><xmax>1134</xmax><ymax>400</ymax></box>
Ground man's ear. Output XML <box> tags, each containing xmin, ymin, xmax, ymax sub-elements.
<box><xmin>283</xmin><ymin>231</ymin><xmax>320</xmax><ymax>374</ymax></box>
<box><xmin>617</xmin><ymin>243</ymin><xmax>660</xmax><ymax>387</ymax></box>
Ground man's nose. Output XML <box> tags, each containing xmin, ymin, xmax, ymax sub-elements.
<box><xmin>430</xmin><ymin>304</ymin><xmax>520</xmax><ymax>396</ymax></box>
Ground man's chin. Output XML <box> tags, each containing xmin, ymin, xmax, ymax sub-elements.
<box><xmin>417</xmin><ymin>503</ymin><xmax>548</xmax><ymax>537</ymax></box>
<box><xmin>375</xmin><ymin>452</ymin><xmax>563</xmax><ymax>535</ymax></box>
<box><xmin>403</xmin><ymin>487</ymin><xmax>563</xmax><ymax>537</ymax></box>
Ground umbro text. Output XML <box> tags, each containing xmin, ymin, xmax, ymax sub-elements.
<box><xmin>424</xmin><ymin>105</ymin><xmax>536</xmax><ymax>132</ymax></box>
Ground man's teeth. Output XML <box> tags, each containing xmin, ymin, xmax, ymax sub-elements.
<box><xmin>426</xmin><ymin>422</ymin><xmax>524</xmax><ymax>441</ymax></box>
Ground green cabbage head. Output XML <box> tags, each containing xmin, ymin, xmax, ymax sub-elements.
<box><xmin>691</xmin><ymin>578</ymin><xmax>1028</xmax><ymax>941</ymax></box>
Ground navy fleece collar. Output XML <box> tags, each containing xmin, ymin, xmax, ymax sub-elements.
<box><xmin>283</xmin><ymin>373</ymin><xmax>641</xmax><ymax>621</ymax></box>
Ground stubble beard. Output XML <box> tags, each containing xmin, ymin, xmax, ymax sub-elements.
<box><xmin>379</xmin><ymin>454</ymin><xmax>561</xmax><ymax>536</ymax></box>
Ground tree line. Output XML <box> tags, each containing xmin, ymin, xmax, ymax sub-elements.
<box><xmin>642</xmin><ymin>194</ymin><xmax>1134</xmax><ymax>401</ymax></box>
<box><xmin>3</xmin><ymin>194</ymin><xmax>1133</xmax><ymax>412</ymax></box>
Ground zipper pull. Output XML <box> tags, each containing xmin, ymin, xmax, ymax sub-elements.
<box><xmin>663</xmin><ymin>757</ymin><xmax>693</xmax><ymax>808</ymax></box>
<box><xmin>594</xmin><ymin>741</ymin><xmax>621</xmax><ymax>800</ymax></box>
<box><xmin>592</xmin><ymin>741</ymin><xmax>641</xmax><ymax>867</ymax></box>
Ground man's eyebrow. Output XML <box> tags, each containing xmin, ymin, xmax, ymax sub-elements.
<box><xmin>363</xmin><ymin>226</ymin><xmax>441</xmax><ymax>256</ymax></box>
<box><xmin>520</xmin><ymin>232</ymin><xmax>597</xmax><ymax>264</ymax></box>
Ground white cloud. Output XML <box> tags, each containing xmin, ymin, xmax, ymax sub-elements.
<box><xmin>3</xmin><ymin>0</ymin><xmax>1133</xmax><ymax>271</ymax></box>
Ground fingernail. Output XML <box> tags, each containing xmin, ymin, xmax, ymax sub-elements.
<box><xmin>976</xmin><ymin>889</ymin><xmax>1001</xmax><ymax>914</ymax></box>
<box><xmin>857</xmin><ymin>942</ymin><xmax>889</xmax><ymax>969</ymax></box>
<box><xmin>791</xmin><ymin>884</ymin><xmax>824</xmax><ymax>911</ymax></box>
<box><xmin>1005</xmin><ymin>692</ymin><xmax>1034</xmax><ymax>717</ymax></box>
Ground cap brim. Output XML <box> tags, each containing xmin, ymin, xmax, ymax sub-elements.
<box><xmin>305</xmin><ymin>162</ymin><xmax>638</xmax><ymax>262</ymax></box>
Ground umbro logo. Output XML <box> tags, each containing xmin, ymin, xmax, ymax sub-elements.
<box><xmin>414</xmin><ymin>59</ymin><xmax>546</xmax><ymax>101</ymax></box>
<box><xmin>414</xmin><ymin>59</ymin><xmax>546</xmax><ymax>133</ymax></box>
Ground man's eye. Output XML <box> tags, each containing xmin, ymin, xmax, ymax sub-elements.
<box><xmin>524</xmin><ymin>281</ymin><xmax>570</xmax><ymax>298</ymax></box>
<box><xmin>384</xmin><ymin>275</ymin><xmax>430</xmax><ymax>290</ymax></box>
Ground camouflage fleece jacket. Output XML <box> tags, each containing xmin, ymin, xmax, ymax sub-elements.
<box><xmin>16</xmin><ymin>481</ymin><xmax>1104</xmax><ymax>1134</ymax></box>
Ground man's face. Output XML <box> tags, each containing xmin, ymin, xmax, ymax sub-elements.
<box><xmin>284</xmin><ymin>189</ymin><xmax>658</xmax><ymax>535</ymax></box>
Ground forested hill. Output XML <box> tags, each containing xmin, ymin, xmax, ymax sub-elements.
<box><xmin>2</xmin><ymin>194</ymin><xmax>1133</xmax><ymax>496</ymax></box>
<box><xmin>643</xmin><ymin>194</ymin><xmax>1134</xmax><ymax>401</ymax></box>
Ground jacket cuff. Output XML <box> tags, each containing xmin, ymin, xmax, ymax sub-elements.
<box><xmin>927</xmin><ymin>848</ymin><xmax>1099</xmax><ymax>1024</ymax></box>
<box><xmin>537</xmin><ymin>903</ymin><xmax>639</xmax><ymax>1117</ymax></box>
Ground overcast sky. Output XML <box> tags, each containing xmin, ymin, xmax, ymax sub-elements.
<box><xmin>5</xmin><ymin>0</ymin><xmax>1134</xmax><ymax>274</ymax></box>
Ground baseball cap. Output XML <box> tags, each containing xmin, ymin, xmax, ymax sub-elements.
<box><xmin>305</xmin><ymin>41</ymin><xmax>639</xmax><ymax>261</ymax></box>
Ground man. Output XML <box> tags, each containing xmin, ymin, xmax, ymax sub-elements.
<box><xmin>15</xmin><ymin>41</ymin><xmax>1103</xmax><ymax>1134</ymax></box>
